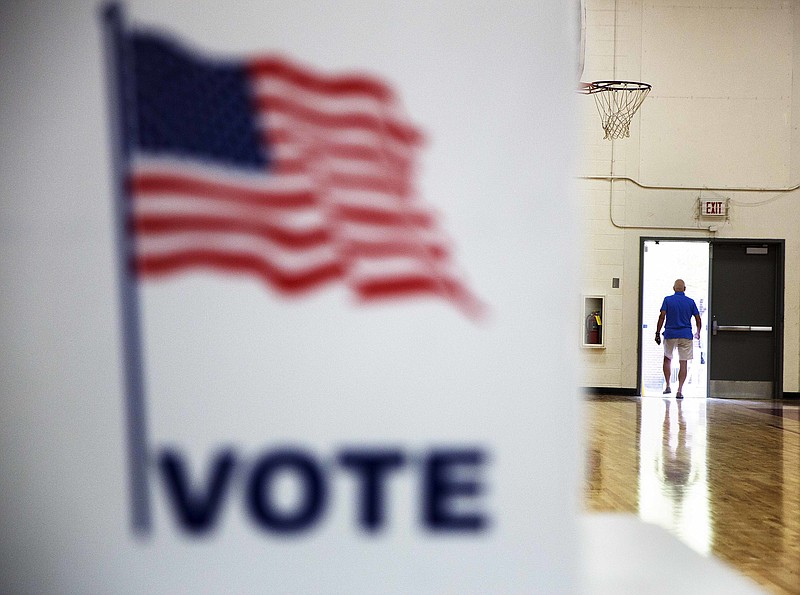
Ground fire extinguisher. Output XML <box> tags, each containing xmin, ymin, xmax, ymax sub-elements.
<box><xmin>586</xmin><ymin>311</ymin><xmax>602</xmax><ymax>344</ymax></box>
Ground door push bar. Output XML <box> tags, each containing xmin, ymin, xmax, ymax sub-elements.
<box><xmin>712</xmin><ymin>320</ymin><xmax>773</xmax><ymax>335</ymax></box>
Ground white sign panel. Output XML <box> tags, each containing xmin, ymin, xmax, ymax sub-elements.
<box><xmin>0</xmin><ymin>1</ymin><xmax>580</xmax><ymax>593</ymax></box>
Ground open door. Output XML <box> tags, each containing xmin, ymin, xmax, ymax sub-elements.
<box><xmin>640</xmin><ymin>240</ymin><xmax>709</xmax><ymax>398</ymax></box>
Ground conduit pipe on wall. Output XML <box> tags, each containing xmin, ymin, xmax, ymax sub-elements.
<box><xmin>579</xmin><ymin>174</ymin><xmax>800</xmax><ymax>193</ymax></box>
<box><xmin>582</xmin><ymin>176</ymin><xmax>716</xmax><ymax>232</ymax></box>
<box><xmin>578</xmin><ymin>175</ymin><xmax>800</xmax><ymax>232</ymax></box>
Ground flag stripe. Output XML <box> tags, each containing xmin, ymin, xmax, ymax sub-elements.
<box><xmin>263</xmin><ymin>121</ymin><xmax>416</xmax><ymax>164</ymax></box>
<box><xmin>344</xmin><ymin>239</ymin><xmax>449</xmax><ymax>260</ymax></box>
<box><xmin>262</xmin><ymin>136</ymin><xmax>412</xmax><ymax>176</ymax></box>
<box><xmin>135</xmin><ymin>214</ymin><xmax>331</xmax><ymax>249</ymax></box>
<box><xmin>321</xmin><ymin>143</ymin><xmax>411</xmax><ymax>169</ymax></box>
<box><xmin>336</xmin><ymin>204</ymin><xmax>435</xmax><ymax>227</ymax></box>
<box><xmin>139</xmin><ymin>250</ymin><xmax>344</xmax><ymax>294</ymax></box>
<box><xmin>256</xmin><ymin>93</ymin><xmax>422</xmax><ymax>147</ymax></box>
<box><xmin>247</xmin><ymin>56</ymin><xmax>395</xmax><ymax>104</ymax></box>
<box><xmin>131</xmin><ymin>173</ymin><xmax>317</xmax><ymax>209</ymax></box>
<box><xmin>356</xmin><ymin>276</ymin><xmax>464</xmax><ymax>301</ymax></box>
<box><xmin>326</xmin><ymin>172</ymin><xmax>409</xmax><ymax>196</ymax></box>
<box><xmin>137</xmin><ymin>230</ymin><xmax>336</xmax><ymax>269</ymax></box>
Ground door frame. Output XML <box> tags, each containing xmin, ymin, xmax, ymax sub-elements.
<box><xmin>637</xmin><ymin>237</ymin><xmax>711</xmax><ymax>397</ymax></box>
<box><xmin>636</xmin><ymin>237</ymin><xmax>785</xmax><ymax>399</ymax></box>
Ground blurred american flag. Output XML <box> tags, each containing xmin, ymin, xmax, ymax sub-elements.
<box><xmin>123</xmin><ymin>30</ymin><xmax>481</xmax><ymax>317</ymax></box>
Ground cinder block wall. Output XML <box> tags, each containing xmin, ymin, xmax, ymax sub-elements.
<box><xmin>578</xmin><ymin>0</ymin><xmax>800</xmax><ymax>392</ymax></box>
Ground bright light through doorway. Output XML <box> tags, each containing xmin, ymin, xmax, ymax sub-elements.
<box><xmin>641</xmin><ymin>241</ymin><xmax>710</xmax><ymax>398</ymax></box>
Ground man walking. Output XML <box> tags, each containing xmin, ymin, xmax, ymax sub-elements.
<box><xmin>655</xmin><ymin>279</ymin><xmax>701</xmax><ymax>399</ymax></box>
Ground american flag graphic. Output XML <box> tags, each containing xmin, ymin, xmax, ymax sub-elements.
<box><xmin>122</xmin><ymin>30</ymin><xmax>481</xmax><ymax>317</ymax></box>
<box><xmin>103</xmin><ymin>7</ymin><xmax>485</xmax><ymax>534</ymax></box>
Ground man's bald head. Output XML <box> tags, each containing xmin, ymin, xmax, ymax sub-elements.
<box><xmin>673</xmin><ymin>279</ymin><xmax>686</xmax><ymax>292</ymax></box>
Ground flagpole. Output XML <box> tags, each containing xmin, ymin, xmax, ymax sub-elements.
<box><xmin>101</xmin><ymin>2</ymin><xmax>152</xmax><ymax>534</ymax></box>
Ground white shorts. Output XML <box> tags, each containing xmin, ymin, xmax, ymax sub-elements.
<box><xmin>664</xmin><ymin>338</ymin><xmax>693</xmax><ymax>361</ymax></box>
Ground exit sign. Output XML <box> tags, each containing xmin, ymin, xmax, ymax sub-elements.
<box><xmin>701</xmin><ymin>199</ymin><xmax>727</xmax><ymax>217</ymax></box>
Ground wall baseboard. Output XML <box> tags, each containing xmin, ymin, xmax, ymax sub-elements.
<box><xmin>582</xmin><ymin>387</ymin><xmax>638</xmax><ymax>397</ymax></box>
<box><xmin>582</xmin><ymin>387</ymin><xmax>799</xmax><ymax>400</ymax></box>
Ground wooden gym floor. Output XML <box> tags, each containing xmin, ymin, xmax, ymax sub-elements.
<box><xmin>584</xmin><ymin>395</ymin><xmax>800</xmax><ymax>594</ymax></box>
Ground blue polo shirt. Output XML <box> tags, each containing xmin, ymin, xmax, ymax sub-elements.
<box><xmin>660</xmin><ymin>292</ymin><xmax>699</xmax><ymax>339</ymax></box>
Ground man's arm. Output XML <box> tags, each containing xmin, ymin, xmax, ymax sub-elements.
<box><xmin>655</xmin><ymin>311</ymin><xmax>666</xmax><ymax>344</ymax></box>
<box><xmin>694</xmin><ymin>314</ymin><xmax>702</xmax><ymax>340</ymax></box>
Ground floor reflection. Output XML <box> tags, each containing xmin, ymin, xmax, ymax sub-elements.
<box><xmin>585</xmin><ymin>395</ymin><xmax>800</xmax><ymax>595</ymax></box>
<box><xmin>640</xmin><ymin>398</ymin><xmax>710</xmax><ymax>555</ymax></box>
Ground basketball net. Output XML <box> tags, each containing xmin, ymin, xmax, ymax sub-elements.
<box><xmin>580</xmin><ymin>81</ymin><xmax>651</xmax><ymax>140</ymax></box>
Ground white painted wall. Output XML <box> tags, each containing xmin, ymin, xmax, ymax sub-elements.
<box><xmin>579</xmin><ymin>0</ymin><xmax>800</xmax><ymax>393</ymax></box>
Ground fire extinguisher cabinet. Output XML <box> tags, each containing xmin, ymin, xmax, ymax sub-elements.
<box><xmin>582</xmin><ymin>295</ymin><xmax>605</xmax><ymax>348</ymax></box>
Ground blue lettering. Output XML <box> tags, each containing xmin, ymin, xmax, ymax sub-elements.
<box><xmin>158</xmin><ymin>448</ymin><xmax>236</xmax><ymax>533</ymax></box>
<box><xmin>155</xmin><ymin>446</ymin><xmax>489</xmax><ymax>534</ymax></box>
<box><xmin>338</xmin><ymin>449</ymin><xmax>405</xmax><ymax>531</ymax></box>
<box><xmin>246</xmin><ymin>449</ymin><xmax>326</xmax><ymax>533</ymax></box>
<box><xmin>423</xmin><ymin>449</ymin><xmax>487</xmax><ymax>531</ymax></box>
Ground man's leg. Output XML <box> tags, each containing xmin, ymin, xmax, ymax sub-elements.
<box><xmin>677</xmin><ymin>360</ymin><xmax>688</xmax><ymax>398</ymax></box>
<box><xmin>676</xmin><ymin>340</ymin><xmax>693</xmax><ymax>398</ymax></box>
<box><xmin>663</xmin><ymin>356</ymin><xmax>672</xmax><ymax>393</ymax></box>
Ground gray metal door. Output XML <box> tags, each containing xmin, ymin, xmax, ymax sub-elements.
<box><xmin>709</xmin><ymin>242</ymin><xmax>783</xmax><ymax>399</ymax></box>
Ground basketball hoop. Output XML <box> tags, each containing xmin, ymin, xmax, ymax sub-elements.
<box><xmin>579</xmin><ymin>80</ymin><xmax>651</xmax><ymax>140</ymax></box>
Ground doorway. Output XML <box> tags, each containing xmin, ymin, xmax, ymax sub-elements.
<box><xmin>640</xmin><ymin>240</ymin><xmax>709</xmax><ymax>398</ymax></box>
<box><xmin>639</xmin><ymin>239</ymin><xmax>784</xmax><ymax>399</ymax></box>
